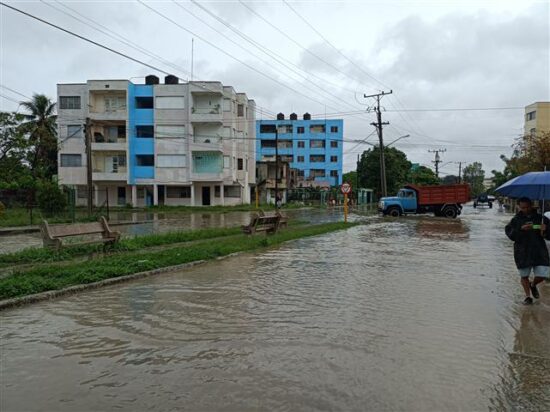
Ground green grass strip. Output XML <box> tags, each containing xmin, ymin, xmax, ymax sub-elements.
<box><xmin>0</xmin><ymin>222</ymin><xmax>357</xmax><ymax>300</ymax></box>
<box><xmin>0</xmin><ymin>227</ymin><xmax>243</xmax><ymax>268</ymax></box>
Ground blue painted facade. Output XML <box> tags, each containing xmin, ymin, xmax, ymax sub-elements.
<box><xmin>256</xmin><ymin>118</ymin><xmax>343</xmax><ymax>186</ymax></box>
<box><xmin>128</xmin><ymin>84</ymin><xmax>154</xmax><ymax>184</ymax></box>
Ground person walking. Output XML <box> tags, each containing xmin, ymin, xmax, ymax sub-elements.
<box><xmin>505</xmin><ymin>197</ymin><xmax>550</xmax><ymax>305</ymax></box>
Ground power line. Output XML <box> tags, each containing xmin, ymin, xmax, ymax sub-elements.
<box><xmin>0</xmin><ymin>93</ymin><xmax>21</xmax><ymax>105</ymax></box>
<box><xmin>0</xmin><ymin>84</ymin><xmax>31</xmax><ymax>99</ymax></box>
<box><xmin>137</xmin><ymin>0</ymin><xmax>338</xmax><ymax>110</ymax></box>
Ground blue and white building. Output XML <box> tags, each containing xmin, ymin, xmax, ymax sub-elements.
<box><xmin>256</xmin><ymin>113</ymin><xmax>343</xmax><ymax>187</ymax></box>
<box><xmin>57</xmin><ymin>75</ymin><xmax>256</xmax><ymax>207</ymax></box>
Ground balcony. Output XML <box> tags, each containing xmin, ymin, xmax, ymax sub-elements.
<box><xmin>191</xmin><ymin>152</ymin><xmax>223</xmax><ymax>181</ymax></box>
<box><xmin>191</xmin><ymin>106</ymin><xmax>222</xmax><ymax>123</ymax></box>
<box><xmin>190</xmin><ymin>172</ymin><xmax>224</xmax><ymax>181</ymax></box>
<box><xmin>92</xmin><ymin>171</ymin><xmax>127</xmax><ymax>181</ymax></box>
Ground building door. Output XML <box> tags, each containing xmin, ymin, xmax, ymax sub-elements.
<box><xmin>158</xmin><ymin>185</ymin><xmax>165</xmax><ymax>206</ymax></box>
<box><xmin>117</xmin><ymin>187</ymin><xmax>126</xmax><ymax>206</ymax></box>
<box><xmin>202</xmin><ymin>186</ymin><xmax>211</xmax><ymax>206</ymax></box>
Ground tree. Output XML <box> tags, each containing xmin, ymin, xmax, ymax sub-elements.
<box><xmin>408</xmin><ymin>165</ymin><xmax>439</xmax><ymax>185</ymax></box>
<box><xmin>342</xmin><ymin>171</ymin><xmax>357</xmax><ymax>186</ymax></box>
<box><xmin>463</xmin><ymin>162</ymin><xmax>485</xmax><ymax>197</ymax></box>
<box><xmin>20</xmin><ymin>94</ymin><xmax>58</xmax><ymax>179</ymax></box>
<box><xmin>442</xmin><ymin>175</ymin><xmax>459</xmax><ymax>185</ymax></box>
<box><xmin>0</xmin><ymin>112</ymin><xmax>32</xmax><ymax>187</ymax></box>
<box><xmin>358</xmin><ymin>146</ymin><xmax>411</xmax><ymax>197</ymax></box>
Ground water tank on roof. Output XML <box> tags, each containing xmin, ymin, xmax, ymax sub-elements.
<box><xmin>303</xmin><ymin>112</ymin><xmax>311</xmax><ymax>120</ymax></box>
<box><xmin>290</xmin><ymin>113</ymin><xmax>298</xmax><ymax>120</ymax></box>
<box><xmin>276</xmin><ymin>113</ymin><xmax>285</xmax><ymax>120</ymax></box>
<box><xmin>145</xmin><ymin>75</ymin><xmax>159</xmax><ymax>85</ymax></box>
<box><xmin>165</xmin><ymin>75</ymin><xmax>179</xmax><ymax>85</ymax></box>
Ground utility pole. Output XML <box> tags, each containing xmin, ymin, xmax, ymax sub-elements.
<box><xmin>275</xmin><ymin>126</ymin><xmax>279</xmax><ymax>208</ymax></box>
<box><xmin>364</xmin><ymin>90</ymin><xmax>392</xmax><ymax>197</ymax></box>
<box><xmin>456</xmin><ymin>161</ymin><xmax>463</xmax><ymax>183</ymax></box>
<box><xmin>356</xmin><ymin>154</ymin><xmax>360</xmax><ymax>190</ymax></box>
<box><xmin>428</xmin><ymin>149</ymin><xmax>446</xmax><ymax>178</ymax></box>
<box><xmin>85</xmin><ymin>117</ymin><xmax>93</xmax><ymax>216</ymax></box>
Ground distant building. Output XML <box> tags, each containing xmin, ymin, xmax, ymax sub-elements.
<box><xmin>524</xmin><ymin>102</ymin><xmax>550</xmax><ymax>136</ymax></box>
<box><xmin>256</xmin><ymin>113</ymin><xmax>343</xmax><ymax>187</ymax></box>
<box><xmin>255</xmin><ymin>161</ymin><xmax>291</xmax><ymax>204</ymax></box>
<box><xmin>57</xmin><ymin>75</ymin><xmax>256</xmax><ymax>207</ymax></box>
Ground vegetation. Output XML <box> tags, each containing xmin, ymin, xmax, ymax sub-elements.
<box><xmin>408</xmin><ymin>165</ymin><xmax>439</xmax><ymax>186</ymax></box>
<box><xmin>462</xmin><ymin>162</ymin><xmax>485</xmax><ymax>197</ymax></box>
<box><xmin>490</xmin><ymin>131</ymin><xmax>550</xmax><ymax>191</ymax></box>
<box><xmin>357</xmin><ymin>146</ymin><xmax>412</xmax><ymax>196</ymax></box>
<box><xmin>0</xmin><ymin>222</ymin><xmax>357</xmax><ymax>300</ymax></box>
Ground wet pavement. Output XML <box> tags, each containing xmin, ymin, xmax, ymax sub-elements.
<box><xmin>0</xmin><ymin>207</ymin><xmax>354</xmax><ymax>255</ymax></box>
<box><xmin>1</xmin><ymin>206</ymin><xmax>550</xmax><ymax>411</ymax></box>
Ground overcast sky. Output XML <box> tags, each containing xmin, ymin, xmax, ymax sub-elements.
<box><xmin>1</xmin><ymin>0</ymin><xmax>549</xmax><ymax>175</ymax></box>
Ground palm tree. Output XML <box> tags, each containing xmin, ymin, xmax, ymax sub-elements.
<box><xmin>20</xmin><ymin>94</ymin><xmax>57</xmax><ymax>179</ymax></box>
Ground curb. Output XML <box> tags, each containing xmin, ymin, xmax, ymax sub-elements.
<box><xmin>0</xmin><ymin>252</ymin><xmax>244</xmax><ymax>311</ymax></box>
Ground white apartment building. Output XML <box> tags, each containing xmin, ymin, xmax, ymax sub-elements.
<box><xmin>57</xmin><ymin>75</ymin><xmax>256</xmax><ymax>207</ymax></box>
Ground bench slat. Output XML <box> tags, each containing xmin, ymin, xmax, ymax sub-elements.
<box><xmin>48</xmin><ymin>222</ymin><xmax>105</xmax><ymax>237</ymax></box>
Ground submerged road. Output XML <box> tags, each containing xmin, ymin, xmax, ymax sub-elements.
<box><xmin>1</xmin><ymin>207</ymin><xmax>549</xmax><ymax>410</ymax></box>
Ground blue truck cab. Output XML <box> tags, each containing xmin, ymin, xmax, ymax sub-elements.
<box><xmin>378</xmin><ymin>188</ymin><xmax>418</xmax><ymax>217</ymax></box>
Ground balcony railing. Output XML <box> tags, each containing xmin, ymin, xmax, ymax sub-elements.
<box><xmin>192</xmin><ymin>106</ymin><xmax>220</xmax><ymax>114</ymax></box>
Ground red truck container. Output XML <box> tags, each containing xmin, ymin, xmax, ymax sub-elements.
<box><xmin>378</xmin><ymin>184</ymin><xmax>471</xmax><ymax>218</ymax></box>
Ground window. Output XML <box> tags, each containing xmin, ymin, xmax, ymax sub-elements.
<box><xmin>223</xmin><ymin>98</ymin><xmax>231</xmax><ymax>111</ymax></box>
<box><xmin>330</xmin><ymin>170</ymin><xmax>339</xmax><ymax>177</ymax></box>
<box><xmin>297</xmin><ymin>141</ymin><xmax>305</xmax><ymax>148</ymax></box>
<box><xmin>105</xmin><ymin>96</ymin><xmax>126</xmax><ymax>111</ymax></box>
<box><xmin>67</xmin><ymin>125</ymin><xmax>82</xmax><ymax>138</ymax></box>
<box><xmin>310</xmin><ymin>124</ymin><xmax>326</xmax><ymax>133</ymax></box>
<box><xmin>136</xmin><ymin>155</ymin><xmax>154</xmax><ymax>166</ymax></box>
<box><xmin>261</xmin><ymin>140</ymin><xmax>277</xmax><ymax>148</ymax></box>
<box><xmin>260</xmin><ymin>124</ymin><xmax>277</xmax><ymax>133</ymax></box>
<box><xmin>155</xmin><ymin>96</ymin><xmax>185</xmax><ymax>109</ymax></box>
<box><xmin>60</xmin><ymin>154</ymin><xmax>82</xmax><ymax>167</ymax></box>
<box><xmin>77</xmin><ymin>186</ymin><xmax>87</xmax><ymax>198</ymax></box>
<box><xmin>238</xmin><ymin>158</ymin><xmax>244</xmax><ymax>170</ymax></box>
<box><xmin>136</xmin><ymin>125</ymin><xmax>154</xmax><ymax>138</ymax></box>
<box><xmin>310</xmin><ymin>140</ymin><xmax>325</xmax><ymax>148</ymax></box>
<box><xmin>526</xmin><ymin>111</ymin><xmax>536</xmax><ymax>121</ymax></box>
<box><xmin>157</xmin><ymin>154</ymin><xmax>186</xmax><ymax>167</ymax></box>
<box><xmin>59</xmin><ymin>96</ymin><xmax>81</xmax><ymax>109</ymax></box>
<box><xmin>166</xmin><ymin>186</ymin><xmax>191</xmax><ymax>198</ymax></box>
<box><xmin>278</xmin><ymin>140</ymin><xmax>292</xmax><ymax>149</ymax></box>
<box><xmin>297</xmin><ymin>126</ymin><xmax>304</xmax><ymax>134</ymax></box>
<box><xmin>310</xmin><ymin>155</ymin><xmax>325</xmax><ymax>162</ymax></box>
<box><xmin>330</xmin><ymin>140</ymin><xmax>338</xmax><ymax>148</ymax></box>
<box><xmin>297</xmin><ymin>156</ymin><xmax>304</xmax><ymax>162</ymax></box>
<box><xmin>237</xmin><ymin>104</ymin><xmax>244</xmax><ymax>117</ymax></box>
<box><xmin>310</xmin><ymin>169</ymin><xmax>326</xmax><ymax>177</ymax></box>
<box><xmin>156</xmin><ymin>125</ymin><xmax>185</xmax><ymax>139</ymax></box>
<box><xmin>297</xmin><ymin>169</ymin><xmax>305</xmax><ymax>177</ymax></box>
<box><xmin>135</xmin><ymin>96</ymin><xmax>153</xmax><ymax>109</ymax></box>
<box><xmin>330</xmin><ymin>126</ymin><xmax>338</xmax><ymax>133</ymax></box>
<box><xmin>223</xmin><ymin>156</ymin><xmax>231</xmax><ymax>168</ymax></box>
<box><xmin>281</xmin><ymin>155</ymin><xmax>293</xmax><ymax>162</ymax></box>
<box><xmin>277</xmin><ymin>125</ymin><xmax>292</xmax><ymax>133</ymax></box>
<box><xmin>331</xmin><ymin>156</ymin><xmax>338</xmax><ymax>163</ymax></box>
<box><xmin>224</xmin><ymin>186</ymin><xmax>241</xmax><ymax>198</ymax></box>
<box><xmin>215</xmin><ymin>186</ymin><xmax>221</xmax><ymax>197</ymax></box>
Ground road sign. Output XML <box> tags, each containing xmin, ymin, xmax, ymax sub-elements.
<box><xmin>341</xmin><ymin>183</ymin><xmax>352</xmax><ymax>194</ymax></box>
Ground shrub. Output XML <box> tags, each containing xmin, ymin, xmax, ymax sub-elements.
<box><xmin>37</xmin><ymin>180</ymin><xmax>67</xmax><ymax>216</ymax></box>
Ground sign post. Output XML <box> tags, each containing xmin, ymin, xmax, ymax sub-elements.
<box><xmin>341</xmin><ymin>183</ymin><xmax>352</xmax><ymax>223</ymax></box>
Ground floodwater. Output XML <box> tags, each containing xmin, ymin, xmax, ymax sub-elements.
<box><xmin>0</xmin><ymin>207</ymin><xmax>354</xmax><ymax>255</ymax></box>
<box><xmin>2</xmin><ymin>207</ymin><xmax>549</xmax><ymax>411</ymax></box>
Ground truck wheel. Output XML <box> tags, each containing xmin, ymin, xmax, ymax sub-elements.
<box><xmin>489</xmin><ymin>202</ymin><xmax>493</xmax><ymax>209</ymax></box>
<box><xmin>387</xmin><ymin>207</ymin><xmax>401</xmax><ymax>217</ymax></box>
<box><xmin>442</xmin><ymin>206</ymin><xmax>458</xmax><ymax>218</ymax></box>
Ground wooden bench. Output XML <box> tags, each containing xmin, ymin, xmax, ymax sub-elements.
<box><xmin>242</xmin><ymin>211</ymin><xmax>288</xmax><ymax>235</ymax></box>
<box><xmin>40</xmin><ymin>216</ymin><xmax>121</xmax><ymax>251</ymax></box>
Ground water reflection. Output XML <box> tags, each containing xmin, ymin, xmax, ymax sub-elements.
<box><xmin>414</xmin><ymin>217</ymin><xmax>469</xmax><ymax>240</ymax></box>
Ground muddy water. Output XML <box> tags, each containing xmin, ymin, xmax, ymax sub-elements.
<box><xmin>0</xmin><ymin>207</ymin><xmax>356</xmax><ymax>255</ymax></box>
<box><xmin>2</xmin><ymin>208</ymin><xmax>549</xmax><ymax>411</ymax></box>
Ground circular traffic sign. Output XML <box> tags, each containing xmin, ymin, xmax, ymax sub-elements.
<box><xmin>341</xmin><ymin>182</ymin><xmax>352</xmax><ymax>194</ymax></box>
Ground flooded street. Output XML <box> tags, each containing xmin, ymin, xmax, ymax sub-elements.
<box><xmin>2</xmin><ymin>207</ymin><xmax>549</xmax><ymax>411</ymax></box>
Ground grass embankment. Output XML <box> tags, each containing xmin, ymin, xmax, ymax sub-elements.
<box><xmin>0</xmin><ymin>222</ymin><xmax>357</xmax><ymax>300</ymax></box>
